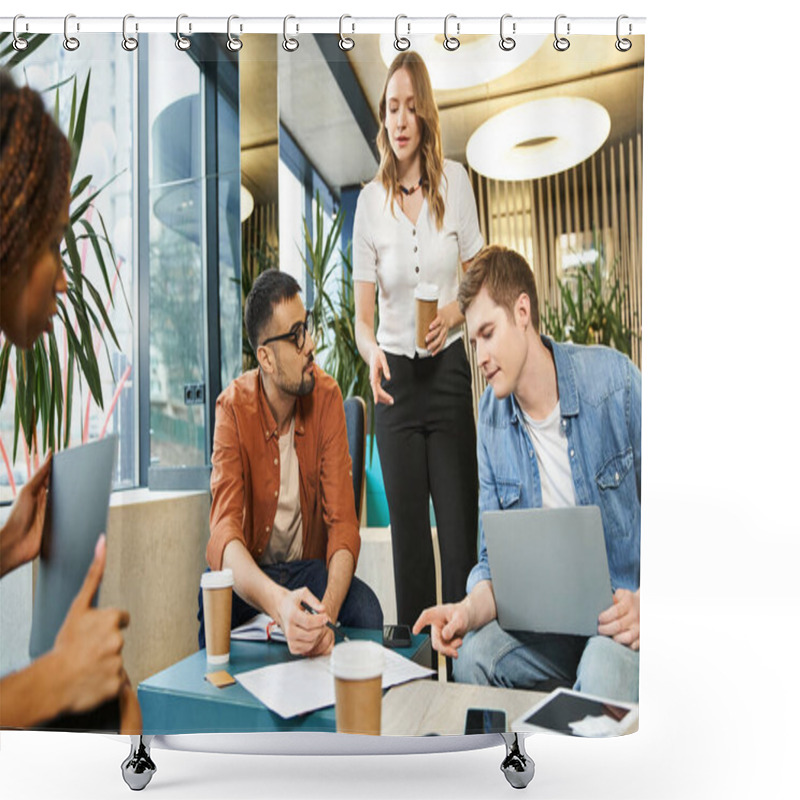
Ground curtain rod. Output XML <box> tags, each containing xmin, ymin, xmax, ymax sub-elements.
<box><xmin>0</xmin><ymin>16</ymin><xmax>646</xmax><ymax>37</ymax></box>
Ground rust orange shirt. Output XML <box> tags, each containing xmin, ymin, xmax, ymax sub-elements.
<box><xmin>206</xmin><ymin>365</ymin><xmax>361</xmax><ymax>572</ymax></box>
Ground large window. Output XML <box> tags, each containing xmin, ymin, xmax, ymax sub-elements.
<box><xmin>278</xmin><ymin>125</ymin><xmax>342</xmax><ymax>369</ymax></box>
<box><xmin>0</xmin><ymin>34</ymin><xmax>240</xmax><ymax>501</ymax></box>
<box><xmin>0</xmin><ymin>35</ymin><xmax>136</xmax><ymax>500</ymax></box>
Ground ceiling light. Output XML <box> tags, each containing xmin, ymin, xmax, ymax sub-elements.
<box><xmin>241</xmin><ymin>185</ymin><xmax>254</xmax><ymax>223</ymax></box>
<box><xmin>378</xmin><ymin>35</ymin><xmax>546</xmax><ymax>91</ymax></box>
<box><xmin>466</xmin><ymin>98</ymin><xmax>611</xmax><ymax>181</ymax></box>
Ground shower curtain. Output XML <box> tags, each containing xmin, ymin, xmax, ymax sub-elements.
<box><xmin>0</xmin><ymin>21</ymin><xmax>644</xmax><ymax>741</ymax></box>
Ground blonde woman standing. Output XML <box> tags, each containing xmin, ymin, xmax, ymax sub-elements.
<box><xmin>353</xmin><ymin>52</ymin><xmax>483</xmax><ymax>628</ymax></box>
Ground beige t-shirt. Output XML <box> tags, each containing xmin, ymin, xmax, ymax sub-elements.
<box><xmin>260</xmin><ymin>418</ymin><xmax>303</xmax><ymax>565</ymax></box>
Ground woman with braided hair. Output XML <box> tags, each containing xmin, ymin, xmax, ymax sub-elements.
<box><xmin>0</xmin><ymin>71</ymin><xmax>140</xmax><ymax>733</ymax></box>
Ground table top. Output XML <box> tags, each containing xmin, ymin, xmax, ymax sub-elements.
<box><xmin>138</xmin><ymin>628</ymin><xmax>430</xmax><ymax>735</ymax></box>
<box><xmin>381</xmin><ymin>680</ymin><xmax>547</xmax><ymax>736</ymax></box>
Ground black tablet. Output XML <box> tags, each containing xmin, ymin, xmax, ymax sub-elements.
<box><xmin>29</xmin><ymin>436</ymin><xmax>118</xmax><ymax>660</ymax></box>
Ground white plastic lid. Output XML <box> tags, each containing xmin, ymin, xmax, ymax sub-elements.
<box><xmin>330</xmin><ymin>640</ymin><xmax>384</xmax><ymax>680</ymax></box>
<box><xmin>201</xmin><ymin>569</ymin><xmax>234</xmax><ymax>589</ymax></box>
<box><xmin>414</xmin><ymin>282</ymin><xmax>439</xmax><ymax>302</ymax></box>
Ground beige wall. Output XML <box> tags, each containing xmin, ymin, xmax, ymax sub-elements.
<box><xmin>99</xmin><ymin>489</ymin><xmax>210</xmax><ymax>688</ymax></box>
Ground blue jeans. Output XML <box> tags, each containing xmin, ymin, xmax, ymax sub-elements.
<box><xmin>453</xmin><ymin>620</ymin><xmax>639</xmax><ymax>702</ymax></box>
<box><xmin>197</xmin><ymin>558</ymin><xmax>383</xmax><ymax>649</ymax></box>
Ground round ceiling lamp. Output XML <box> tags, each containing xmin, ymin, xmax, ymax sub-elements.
<box><xmin>241</xmin><ymin>185</ymin><xmax>255</xmax><ymax>223</ymax></box>
<box><xmin>378</xmin><ymin>34</ymin><xmax>546</xmax><ymax>91</ymax></box>
<box><xmin>466</xmin><ymin>98</ymin><xmax>612</xmax><ymax>181</ymax></box>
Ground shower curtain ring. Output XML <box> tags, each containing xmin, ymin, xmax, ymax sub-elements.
<box><xmin>121</xmin><ymin>14</ymin><xmax>138</xmax><ymax>51</ymax></box>
<box><xmin>394</xmin><ymin>15</ymin><xmax>410</xmax><ymax>51</ymax></box>
<box><xmin>63</xmin><ymin>14</ymin><xmax>80</xmax><ymax>51</ymax></box>
<box><xmin>226</xmin><ymin>16</ymin><xmax>243</xmax><ymax>51</ymax></box>
<box><xmin>443</xmin><ymin>14</ymin><xmax>460</xmax><ymax>51</ymax></box>
<box><xmin>176</xmin><ymin>14</ymin><xmax>191</xmax><ymax>50</ymax></box>
<box><xmin>339</xmin><ymin>15</ymin><xmax>355</xmax><ymax>50</ymax></box>
<box><xmin>553</xmin><ymin>14</ymin><xmax>570</xmax><ymax>51</ymax></box>
<box><xmin>12</xmin><ymin>15</ymin><xmax>29</xmax><ymax>51</ymax></box>
<box><xmin>283</xmin><ymin>15</ymin><xmax>299</xmax><ymax>51</ymax></box>
<box><xmin>499</xmin><ymin>14</ymin><xmax>516</xmax><ymax>51</ymax></box>
<box><xmin>616</xmin><ymin>15</ymin><xmax>632</xmax><ymax>51</ymax></box>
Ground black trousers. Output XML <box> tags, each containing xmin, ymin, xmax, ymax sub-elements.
<box><xmin>375</xmin><ymin>341</ymin><xmax>479</xmax><ymax>627</ymax></box>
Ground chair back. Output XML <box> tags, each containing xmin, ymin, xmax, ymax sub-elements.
<box><xmin>343</xmin><ymin>396</ymin><xmax>367</xmax><ymax>524</ymax></box>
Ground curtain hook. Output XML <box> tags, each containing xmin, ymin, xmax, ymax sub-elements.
<box><xmin>394</xmin><ymin>15</ymin><xmax>410</xmax><ymax>51</ymax></box>
<box><xmin>616</xmin><ymin>15</ymin><xmax>632</xmax><ymax>52</ymax></box>
<box><xmin>176</xmin><ymin>14</ymin><xmax>191</xmax><ymax>51</ymax></box>
<box><xmin>443</xmin><ymin>13</ymin><xmax>460</xmax><ymax>51</ymax></box>
<box><xmin>226</xmin><ymin>15</ymin><xmax>243</xmax><ymax>52</ymax></box>
<box><xmin>121</xmin><ymin>14</ymin><xmax>138</xmax><ymax>52</ymax></box>
<box><xmin>499</xmin><ymin>14</ymin><xmax>516</xmax><ymax>51</ymax></box>
<box><xmin>63</xmin><ymin>14</ymin><xmax>80</xmax><ymax>51</ymax></box>
<box><xmin>339</xmin><ymin>14</ymin><xmax>355</xmax><ymax>51</ymax></box>
<box><xmin>12</xmin><ymin>15</ymin><xmax>29</xmax><ymax>51</ymax></box>
<box><xmin>283</xmin><ymin>15</ymin><xmax>299</xmax><ymax>52</ymax></box>
<box><xmin>553</xmin><ymin>14</ymin><xmax>570</xmax><ymax>52</ymax></box>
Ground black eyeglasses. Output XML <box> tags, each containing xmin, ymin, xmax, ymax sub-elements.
<box><xmin>260</xmin><ymin>310</ymin><xmax>313</xmax><ymax>352</ymax></box>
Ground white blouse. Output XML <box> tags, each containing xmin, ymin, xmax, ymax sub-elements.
<box><xmin>352</xmin><ymin>159</ymin><xmax>484</xmax><ymax>359</ymax></box>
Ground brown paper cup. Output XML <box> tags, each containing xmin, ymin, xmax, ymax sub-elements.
<box><xmin>414</xmin><ymin>283</ymin><xmax>439</xmax><ymax>353</ymax></box>
<box><xmin>201</xmin><ymin>569</ymin><xmax>234</xmax><ymax>666</ymax></box>
<box><xmin>331</xmin><ymin>641</ymin><xmax>384</xmax><ymax>735</ymax></box>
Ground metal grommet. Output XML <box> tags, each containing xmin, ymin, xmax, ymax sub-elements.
<box><xmin>12</xmin><ymin>15</ymin><xmax>29</xmax><ymax>51</ymax></box>
<box><xmin>499</xmin><ymin>13</ymin><xmax>515</xmax><ymax>51</ymax></box>
<box><xmin>443</xmin><ymin>14</ymin><xmax>460</xmax><ymax>52</ymax></box>
<box><xmin>226</xmin><ymin>15</ymin><xmax>243</xmax><ymax>52</ymax></box>
<box><xmin>615</xmin><ymin>15</ymin><xmax>632</xmax><ymax>52</ymax></box>
<box><xmin>394</xmin><ymin>15</ymin><xmax>410</xmax><ymax>51</ymax></box>
<box><xmin>175</xmin><ymin>13</ymin><xmax>191</xmax><ymax>51</ymax></box>
<box><xmin>63</xmin><ymin>14</ymin><xmax>80</xmax><ymax>51</ymax></box>
<box><xmin>339</xmin><ymin>14</ymin><xmax>354</xmax><ymax>51</ymax></box>
<box><xmin>553</xmin><ymin>14</ymin><xmax>570</xmax><ymax>52</ymax></box>
<box><xmin>121</xmin><ymin>14</ymin><xmax>138</xmax><ymax>52</ymax></box>
<box><xmin>282</xmin><ymin>15</ymin><xmax>299</xmax><ymax>52</ymax></box>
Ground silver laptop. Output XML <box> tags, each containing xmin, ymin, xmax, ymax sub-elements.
<box><xmin>482</xmin><ymin>506</ymin><xmax>613</xmax><ymax>637</ymax></box>
<box><xmin>29</xmin><ymin>436</ymin><xmax>118</xmax><ymax>660</ymax></box>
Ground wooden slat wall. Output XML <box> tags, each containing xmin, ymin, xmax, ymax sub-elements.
<box><xmin>464</xmin><ymin>134</ymin><xmax>643</xmax><ymax>420</ymax></box>
<box><xmin>242</xmin><ymin>202</ymin><xmax>279</xmax><ymax>276</ymax></box>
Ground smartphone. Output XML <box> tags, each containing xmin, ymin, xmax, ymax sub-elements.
<box><xmin>383</xmin><ymin>624</ymin><xmax>412</xmax><ymax>648</ymax></box>
<box><xmin>464</xmin><ymin>708</ymin><xmax>507</xmax><ymax>735</ymax></box>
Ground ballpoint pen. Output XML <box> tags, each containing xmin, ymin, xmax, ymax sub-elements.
<box><xmin>300</xmin><ymin>600</ymin><xmax>350</xmax><ymax>642</ymax></box>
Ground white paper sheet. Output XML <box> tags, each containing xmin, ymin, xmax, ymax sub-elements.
<box><xmin>235</xmin><ymin>647</ymin><xmax>435</xmax><ymax>719</ymax></box>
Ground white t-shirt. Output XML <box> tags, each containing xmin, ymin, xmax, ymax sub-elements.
<box><xmin>352</xmin><ymin>159</ymin><xmax>484</xmax><ymax>359</ymax></box>
<box><xmin>260</xmin><ymin>418</ymin><xmax>304</xmax><ymax>566</ymax></box>
<box><xmin>519</xmin><ymin>401</ymin><xmax>577</xmax><ymax>509</ymax></box>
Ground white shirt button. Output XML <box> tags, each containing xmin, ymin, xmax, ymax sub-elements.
<box><xmin>274</xmin><ymin>490</ymin><xmax>278</xmax><ymax>498</ymax></box>
<box><xmin>273</xmin><ymin>458</ymin><xmax>278</xmax><ymax>466</ymax></box>
<box><xmin>615</xmin><ymin>472</ymin><xmax>620</xmax><ymax>481</ymax></box>
<box><xmin>569</xmin><ymin>449</ymin><xmax>575</xmax><ymax>458</ymax></box>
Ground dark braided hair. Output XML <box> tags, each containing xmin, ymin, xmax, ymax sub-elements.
<box><xmin>0</xmin><ymin>70</ymin><xmax>72</xmax><ymax>285</ymax></box>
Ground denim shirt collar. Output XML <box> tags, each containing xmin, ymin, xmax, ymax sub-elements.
<box><xmin>508</xmin><ymin>336</ymin><xmax>579</xmax><ymax>424</ymax></box>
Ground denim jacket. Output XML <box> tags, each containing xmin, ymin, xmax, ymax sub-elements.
<box><xmin>466</xmin><ymin>337</ymin><xmax>641</xmax><ymax>595</ymax></box>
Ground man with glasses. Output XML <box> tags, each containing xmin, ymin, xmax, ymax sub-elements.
<box><xmin>200</xmin><ymin>271</ymin><xmax>382</xmax><ymax>657</ymax></box>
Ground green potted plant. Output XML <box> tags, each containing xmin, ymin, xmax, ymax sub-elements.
<box><xmin>0</xmin><ymin>46</ymin><xmax>125</xmax><ymax>480</ymax></box>
<box><xmin>543</xmin><ymin>235</ymin><xmax>637</xmax><ymax>358</ymax></box>
<box><xmin>301</xmin><ymin>193</ymin><xmax>372</xmax><ymax>423</ymax></box>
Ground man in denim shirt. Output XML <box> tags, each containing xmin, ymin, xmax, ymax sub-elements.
<box><xmin>413</xmin><ymin>246</ymin><xmax>640</xmax><ymax>701</ymax></box>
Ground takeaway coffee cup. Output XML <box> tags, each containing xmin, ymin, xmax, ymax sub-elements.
<box><xmin>331</xmin><ymin>640</ymin><xmax>385</xmax><ymax>735</ymax></box>
<box><xmin>414</xmin><ymin>283</ymin><xmax>439</xmax><ymax>353</ymax></box>
<box><xmin>201</xmin><ymin>569</ymin><xmax>234</xmax><ymax>665</ymax></box>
